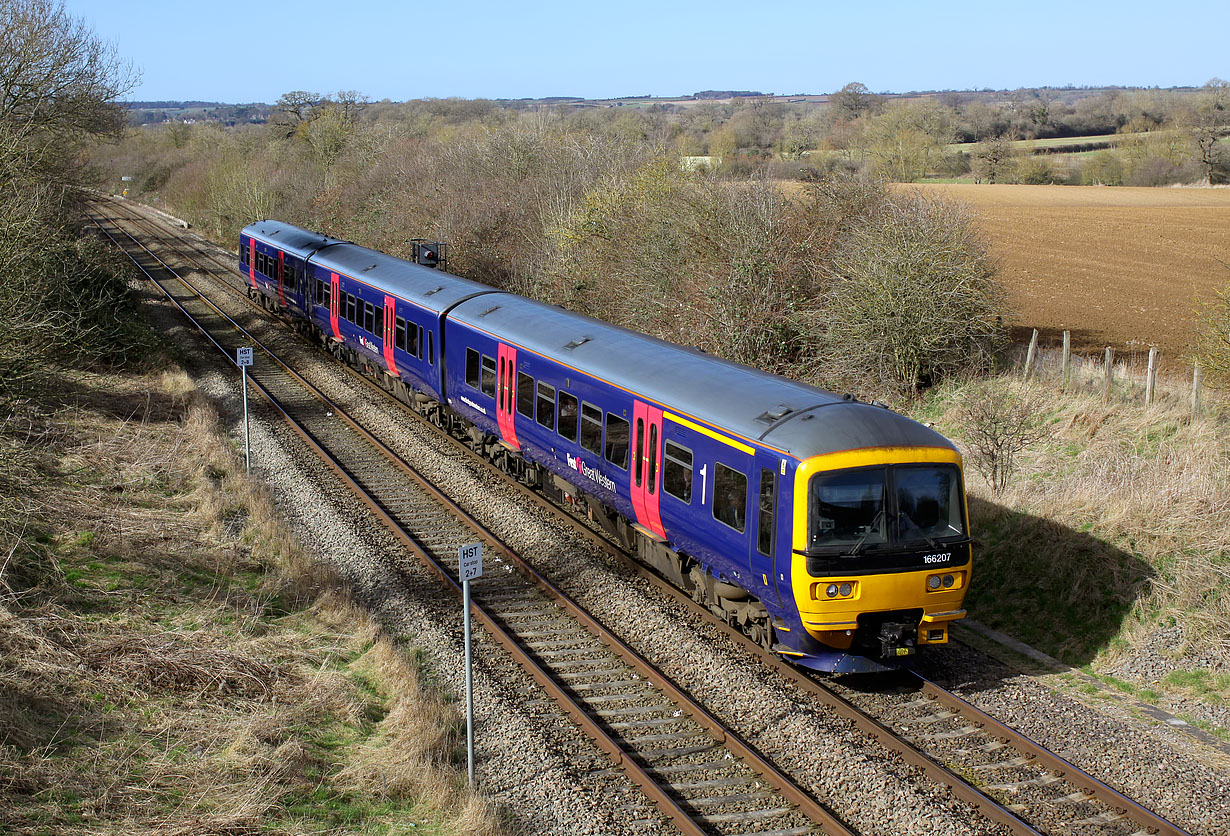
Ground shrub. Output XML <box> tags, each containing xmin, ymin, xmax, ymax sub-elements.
<box><xmin>955</xmin><ymin>380</ymin><xmax>1048</xmax><ymax>494</ymax></box>
<box><xmin>1195</xmin><ymin>270</ymin><xmax>1230</xmax><ymax>393</ymax></box>
<box><xmin>807</xmin><ymin>190</ymin><xmax>1008</xmax><ymax>393</ymax></box>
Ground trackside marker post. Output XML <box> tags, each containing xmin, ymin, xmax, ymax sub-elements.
<box><xmin>236</xmin><ymin>347</ymin><xmax>253</xmax><ymax>472</ymax></box>
<box><xmin>458</xmin><ymin>541</ymin><xmax>483</xmax><ymax>786</ymax></box>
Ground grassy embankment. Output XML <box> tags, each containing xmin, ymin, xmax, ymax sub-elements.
<box><xmin>912</xmin><ymin>367</ymin><xmax>1230</xmax><ymax>726</ymax></box>
<box><xmin>0</xmin><ymin>360</ymin><xmax>502</xmax><ymax>834</ymax></box>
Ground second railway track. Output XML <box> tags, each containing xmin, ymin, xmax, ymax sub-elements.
<box><xmin>89</xmin><ymin>198</ymin><xmax>1205</xmax><ymax>836</ymax></box>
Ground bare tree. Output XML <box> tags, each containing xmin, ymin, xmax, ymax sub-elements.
<box><xmin>270</xmin><ymin>90</ymin><xmax>322</xmax><ymax>138</ymax></box>
<box><xmin>1190</xmin><ymin>78</ymin><xmax>1229</xmax><ymax>184</ymax></box>
<box><xmin>956</xmin><ymin>381</ymin><xmax>1048</xmax><ymax>495</ymax></box>
<box><xmin>0</xmin><ymin>0</ymin><xmax>139</xmax><ymax>395</ymax></box>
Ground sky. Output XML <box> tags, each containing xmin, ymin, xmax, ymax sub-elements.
<box><xmin>69</xmin><ymin>0</ymin><xmax>1228</xmax><ymax>103</ymax></box>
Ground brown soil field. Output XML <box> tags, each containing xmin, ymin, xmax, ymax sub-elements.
<box><xmin>908</xmin><ymin>184</ymin><xmax>1230</xmax><ymax>361</ymax></box>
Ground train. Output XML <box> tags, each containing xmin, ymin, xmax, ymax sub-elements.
<box><xmin>240</xmin><ymin>220</ymin><xmax>972</xmax><ymax>674</ymax></box>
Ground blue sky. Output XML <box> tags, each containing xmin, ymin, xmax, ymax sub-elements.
<box><xmin>72</xmin><ymin>0</ymin><xmax>1227</xmax><ymax>103</ymax></box>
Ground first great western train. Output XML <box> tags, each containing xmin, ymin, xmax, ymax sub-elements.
<box><xmin>240</xmin><ymin>220</ymin><xmax>973</xmax><ymax>673</ymax></box>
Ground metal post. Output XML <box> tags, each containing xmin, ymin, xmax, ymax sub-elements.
<box><xmin>464</xmin><ymin>576</ymin><xmax>475</xmax><ymax>786</ymax></box>
<box><xmin>242</xmin><ymin>365</ymin><xmax>250</xmax><ymax>474</ymax></box>
<box><xmin>457</xmin><ymin>542</ymin><xmax>483</xmax><ymax>787</ymax></box>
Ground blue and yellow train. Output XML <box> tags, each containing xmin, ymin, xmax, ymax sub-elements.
<box><xmin>241</xmin><ymin>219</ymin><xmax>972</xmax><ymax>673</ymax></box>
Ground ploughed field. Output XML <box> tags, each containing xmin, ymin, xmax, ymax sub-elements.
<box><xmin>909</xmin><ymin>184</ymin><xmax>1230</xmax><ymax>361</ymax></box>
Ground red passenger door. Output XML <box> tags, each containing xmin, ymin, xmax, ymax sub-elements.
<box><xmin>247</xmin><ymin>239</ymin><xmax>256</xmax><ymax>288</ymax></box>
<box><xmin>329</xmin><ymin>272</ymin><xmax>341</xmax><ymax>339</ymax></box>
<box><xmin>382</xmin><ymin>296</ymin><xmax>399</xmax><ymax>376</ymax></box>
<box><xmin>496</xmin><ymin>343</ymin><xmax>520</xmax><ymax>450</ymax></box>
<box><xmin>276</xmin><ymin>251</ymin><xmax>286</xmax><ymax>307</ymax></box>
<box><xmin>630</xmin><ymin>401</ymin><xmax>665</xmax><ymax>539</ymax></box>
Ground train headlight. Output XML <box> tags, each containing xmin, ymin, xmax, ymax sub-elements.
<box><xmin>927</xmin><ymin>575</ymin><xmax>942</xmax><ymax>590</ymax></box>
<box><xmin>826</xmin><ymin>583</ymin><xmax>839</xmax><ymax>598</ymax></box>
<box><xmin>942</xmin><ymin>574</ymin><xmax>955</xmax><ymax>588</ymax></box>
<box><xmin>839</xmin><ymin>582</ymin><xmax>852</xmax><ymax>597</ymax></box>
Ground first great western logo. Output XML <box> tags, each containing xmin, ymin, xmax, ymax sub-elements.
<box><xmin>566</xmin><ymin>454</ymin><xmax>616</xmax><ymax>492</ymax></box>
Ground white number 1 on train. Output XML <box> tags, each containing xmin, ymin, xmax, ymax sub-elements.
<box><xmin>700</xmin><ymin>464</ymin><xmax>708</xmax><ymax>505</ymax></box>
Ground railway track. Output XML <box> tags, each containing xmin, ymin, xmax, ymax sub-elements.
<box><xmin>89</xmin><ymin>198</ymin><xmax>1198</xmax><ymax>836</ymax></box>
<box><xmin>86</xmin><ymin>205</ymin><xmax>852</xmax><ymax>836</ymax></box>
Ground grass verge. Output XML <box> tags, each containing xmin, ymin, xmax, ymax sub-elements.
<box><xmin>913</xmin><ymin>375</ymin><xmax>1229</xmax><ymax>707</ymax></box>
<box><xmin>0</xmin><ymin>364</ymin><xmax>502</xmax><ymax>835</ymax></box>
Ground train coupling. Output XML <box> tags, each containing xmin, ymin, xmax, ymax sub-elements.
<box><xmin>877</xmin><ymin>621</ymin><xmax>917</xmax><ymax>659</ymax></box>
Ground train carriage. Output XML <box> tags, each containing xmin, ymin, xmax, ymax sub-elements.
<box><xmin>240</xmin><ymin>220</ymin><xmax>973</xmax><ymax>673</ymax></box>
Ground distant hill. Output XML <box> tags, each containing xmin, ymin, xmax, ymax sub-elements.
<box><xmin>693</xmin><ymin>90</ymin><xmax>768</xmax><ymax>99</ymax></box>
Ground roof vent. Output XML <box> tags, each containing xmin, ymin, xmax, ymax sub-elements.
<box><xmin>424</xmin><ymin>285</ymin><xmax>445</xmax><ymax>296</ymax></box>
<box><xmin>563</xmin><ymin>336</ymin><xmax>592</xmax><ymax>351</ymax></box>
<box><xmin>361</xmin><ymin>263</ymin><xmax>378</xmax><ymax>272</ymax></box>
<box><xmin>479</xmin><ymin>305</ymin><xmax>501</xmax><ymax>317</ymax></box>
<box><xmin>756</xmin><ymin>404</ymin><xmax>795</xmax><ymax>424</ymax></box>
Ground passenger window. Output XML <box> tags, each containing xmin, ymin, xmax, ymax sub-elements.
<box><xmin>536</xmin><ymin>382</ymin><xmax>555</xmax><ymax>429</ymax></box>
<box><xmin>558</xmin><ymin>392</ymin><xmax>579</xmax><ymax>442</ymax></box>
<box><xmin>757</xmin><ymin>468</ymin><xmax>776</xmax><ymax>556</ymax></box>
<box><xmin>346</xmin><ymin>293</ymin><xmax>356</xmax><ymax>323</ymax></box>
<box><xmin>375</xmin><ymin>306</ymin><xmax>383</xmax><ymax>336</ymax></box>
<box><xmin>428</xmin><ymin>330</ymin><xmax>434</xmax><ymax>365</ymax></box>
<box><xmin>417</xmin><ymin>325</ymin><xmax>425</xmax><ymax>359</ymax></box>
<box><xmin>713</xmin><ymin>463</ymin><xmax>748</xmax><ymax>533</ymax></box>
<box><xmin>580</xmin><ymin>403</ymin><xmax>603</xmax><ymax>455</ymax></box>
<box><xmin>517</xmin><ymin>372</ymin><xmax>534</xmax><ymax>418</ymax></box>
<box><xmin>364</xmin><ymin>301</ymin><xmax>375</xmax><ymax>333</ymax></box>
<box><xmin>480</xmin><ymin>355</ymin><xmax>496</xmax><ymax>398</ymax></box>
<box><xmin>605</xmin><ymin>414</ymin><xmax>629</xmax><ymax>469</ymax></box>
<box><xmin>465</xmin><ymin>348</ymin><xmax>480</xmax><ymax>388</ymax></box>
<box><xmin>395</xmin><ymin>317</ymin><xmax>407</xmax><ymax>351</ymax></box>
<box><xmin>664</xmin><ymin>441</ymin><xmax>693</xmax><ymax>503</ymax></box>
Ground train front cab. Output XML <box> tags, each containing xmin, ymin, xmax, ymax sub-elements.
<box><xmin>785</xmin><ymin>446</ymin><xmax>971</xmax><ymax>674</ymax></box>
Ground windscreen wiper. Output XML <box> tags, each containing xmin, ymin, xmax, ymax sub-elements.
<box><xmin>847</xmin><ymin>508</ymin><xmax>885</xmax><ymax>556</ymax></box>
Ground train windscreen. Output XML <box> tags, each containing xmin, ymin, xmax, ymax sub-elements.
<box><xmin>808</xmin><ymin>465</ymin><xmax>964</xmax><ymax>553</ymax></box>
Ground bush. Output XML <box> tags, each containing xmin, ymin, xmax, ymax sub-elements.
<box><xmin>1080</xmin><ymin>151</ymin><xmax>1124</xmax><ymax>185</ymax></box>
<box><xmin>955</xmin><ymin>380</ymin><xmax>1047</xmax><ymax>494</ymax></box>
<box><xmin>808</xmin><ymin>190</ymin><xmax>1008</xmax><ymax>393</ymax></box>
<box><xmin>1195</xmin><ymin>271</ymin><xmax>1230</xmax><ymax>393</ymax></box>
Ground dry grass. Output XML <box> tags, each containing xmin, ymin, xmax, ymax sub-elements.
<box><xmin>920</xmin><ymin>372</ymin><xmax>1230</xmax><ymax>671</ymax></box>
<box><xmin>0</xmin><ymin>366</ymin><xmax>504</xmax><ymax>835</ymax></box>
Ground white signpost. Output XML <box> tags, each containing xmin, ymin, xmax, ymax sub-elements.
<box><xmin>236</xmin><ymin>347</ymin><xmax>253</xmax><ymax>472</ymax></box>
<box><xmin>458</xmin><ymin>541</ymin><xmax>483</xmax><ymax>786</ymax></box>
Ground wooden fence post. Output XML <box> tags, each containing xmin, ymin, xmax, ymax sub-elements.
<box><xmin>1192</xmin><ymin>362</ymin><xmax>1203</xmax><ymax>417</ymax></box>
<box><xmin>1103</xmin><ymin>347</ymin><xmax>1114</xmax><ymax>399</ymax></box>
<box><xmin>1023</xmin><ymin>329</ymin><xmax>1039</xmax><ymax>380</ymax></box>
<box><xmin>1061</xmin><ymin>331</ymin><xmax>1071</xmax><ymax>389</ymax></box>
<box><xmin>1145</xmin><ymin>347</ymin><xmax>1158</xmax><ymax>405</ymax></box>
